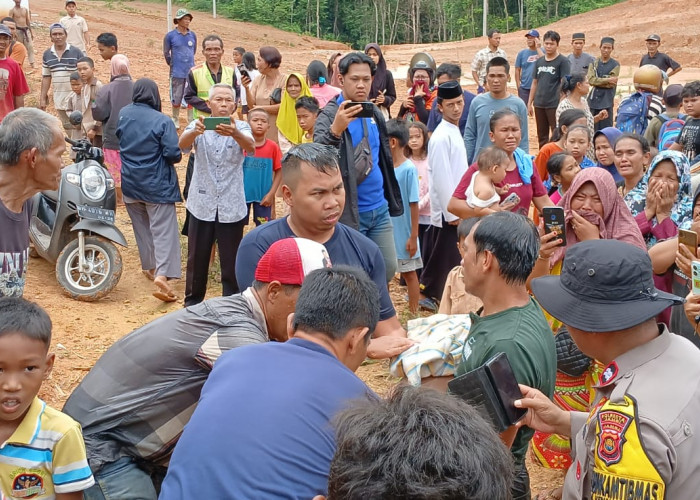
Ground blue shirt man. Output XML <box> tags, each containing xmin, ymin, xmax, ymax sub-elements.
<box><xmin>163</xmin><ymin>10</ymin><xmax>196</xmax><ymax>79</ymax></box>
<box><xmin>163</xmin><ymin>9</ymin><xmax>196</xmax><ymax>121</ymax></box>
<box><xmin>159</xmin><ymin>266</ymin><xmax>379</xmax><ymax>500</ymax></box>
<box><xmin>313</xmin><ymin>52</ymin><xmax>404</xmax><ymax>282</ymax></box>
<box><xmin>515</xmin><ymin>30</ymin><xmax>543</xmax><ymax>104</ymax></box>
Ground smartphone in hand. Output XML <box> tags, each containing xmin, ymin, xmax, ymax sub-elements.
<box><xmin>679</xmin><ymin>229</ymin><xmax>698</xmax><ymax>254</ymax></box>
<box><xmin>346</xmin><ymin>101</ymin><xmax>374</xmax><ymax>118</ymax></box>
<box><xmin>542</xmin><ymin>206</ymin><xmax>566</xmax><ymax>247</ymax></box>
<box><xmin>203</xmin><ymin>117</ymin><xmax>231</xmax><ymax>130</ymax></box>
<box><xmin>692</xmin><ymin>261</ymin><xmax>700</xmax><ymax>295</ymax></box>
<box><xmin>500</xmin><ymin>192</ymin><xmax>520</xmax><ymax>208</ymax></box>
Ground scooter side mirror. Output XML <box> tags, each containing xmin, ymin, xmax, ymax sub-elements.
<box><xmin>68</xmin><ymin>111</ymin><xmax>83</xmax><ymax>126</ymax></box>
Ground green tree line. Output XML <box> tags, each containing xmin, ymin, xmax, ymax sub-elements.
<box><xmin>182</xmin><ymin>0</ymin><xmax>621</xmax><ymax>48</ymax></box>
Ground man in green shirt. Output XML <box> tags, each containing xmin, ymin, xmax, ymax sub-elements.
<box><xmin>455</xmin><ymin>211</ymin><xmax>556</xmax><ymax>500</ymax></box>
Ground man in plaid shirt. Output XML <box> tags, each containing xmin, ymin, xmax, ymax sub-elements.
<box><xmin>471</xmin><ymin>28</ymin><xmax>507</xmax><ymax>93</ymax></box>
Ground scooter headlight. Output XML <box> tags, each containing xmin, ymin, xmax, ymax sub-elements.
<box><xmin>81</xmin><ymin>165</ymin><xmax>107</xmax><ymax>201</ymax></box>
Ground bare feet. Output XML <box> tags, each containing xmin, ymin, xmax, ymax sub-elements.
<box><xmin>153</xmin><ymin>275</ymin><xmax>177</xmax><ymax>302</ymax></box>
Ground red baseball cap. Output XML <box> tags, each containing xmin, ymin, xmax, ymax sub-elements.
<box><xmin>255</xmin><ymin>238</ymin><xmax>332</xmax><ymax>285</ymax></box>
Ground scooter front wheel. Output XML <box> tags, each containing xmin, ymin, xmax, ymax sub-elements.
<box><xmin>56</xmin><ymin>235</ymin><xmax>123</xmax><ymax>301</ymax></box>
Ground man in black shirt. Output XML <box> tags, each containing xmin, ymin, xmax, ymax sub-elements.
<box><xmin>528</xmin><ymin>30</ymin><xmax>570</xmax><ymax>149</ymax></box>
<box><xmin>588</xmin><ymin>37</ymin><xmax>619</xmax><ymax>131</ymax></box>
<box><xmin>640</xmin><ymin>34</ymin><xmax>682</xmax><ymax>83</ymax></box>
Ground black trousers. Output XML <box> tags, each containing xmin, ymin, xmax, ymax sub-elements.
<box><xmin>185</xmin><ymin>211</ymin><xmax>246</xmax><ymax>307</ymax></box>
<box><xmin>534</xmin><ymin>106</ymin><xmax>557</xmax><ymax>149</ymax></box>
<box><xmin>591</xmin><ymin>107</ymin><xmax>614</xmax><ymax>131</ymax></box>
<box><xmin>419</xmin><ymin>221</ymin><xmax>460</xmax><ymax>301</ymax></box>
<box><xmin>512</xmin><ymin>461</ymin><xmax>531</xmax><ymax>500</ymax></box>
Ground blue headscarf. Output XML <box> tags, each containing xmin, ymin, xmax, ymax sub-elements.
<box><xmin>626</xmin><ymin>150</ymin><xmax>693</xmax><ymax>246</ymax></box>
<box><xmin>593</xmin><ymin>127</ymin><xmax>623</xmax><ymax>183</ymax></box>
<box><xmin>513</xmin><ymin>147</ymin><xmax>533</xmax><ymax>185</ymax></box>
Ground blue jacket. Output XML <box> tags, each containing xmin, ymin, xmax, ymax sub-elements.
<box><xmin>117</xmin><ymin>79</ymin><xmax>182</xmax><ymax>204</ymax></box>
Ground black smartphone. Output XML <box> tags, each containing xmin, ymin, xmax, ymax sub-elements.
<box><xmin>347</xmin><ymin>101</ymin><xmax>375</xmax><ymax>118</ymax></box>
<box><xmin>240</xmin><ymin>69</ymin><xmax>250</xmax><ymax>80</ymax></box>
<box><xmin>542</xmin><ymin>206</ymin><xmax>566</xmax><ymax>247</ymax></box>
<box><xmin>447</xmin><ymin>352</ymin><xmax>526</xmax><ymax>431</ymax></box>
<box><xmin>485</xmin><ymin>353</ymin><xmax>528</xmax><ymax>426</ymax></box>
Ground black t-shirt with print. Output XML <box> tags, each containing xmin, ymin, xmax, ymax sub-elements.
<box><xmin>533</xmin><ymin>54</ymin><xmax>570</xmax><ymax>109</ymax></box>
<box><xmin>0</xmin><ymin>198</ymin><xmax>31</xmax><ymax>297</ymax></box>
<box><xmin>677</xmin><ymin>117</ymin><xmax>700</xmax><ymax>162</ymax></box>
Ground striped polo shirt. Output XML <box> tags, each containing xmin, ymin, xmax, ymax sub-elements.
<box><xmin>0</xmin><ymin>398</ymin><xmax>94</xmax><ymax>498</ymax></box>
<box><xmin>42</xmin><ymin>44</ymin><xmax>83</xmax><ymax>111</ymax></box>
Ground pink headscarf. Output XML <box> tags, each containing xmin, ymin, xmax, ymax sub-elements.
<box><xmin>552</xmin><ymin>168</ymin><xmax>645</xmax><ymax>265</ymax></box>
<box><xmin>110</xmin><ymin>54</ymin><xmax>130</xmax><ymax>78</ymax></box>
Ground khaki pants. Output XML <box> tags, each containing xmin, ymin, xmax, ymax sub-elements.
<box><xmin>15</xmin><ymin>28</ymin><xmax>34</xmax><ymax>66</ymax></box>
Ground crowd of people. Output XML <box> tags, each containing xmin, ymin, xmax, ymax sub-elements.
<box><xmin>0</xmin><ymin>2</ymin><xmax>700</xmax><ymax>498</ymax></box>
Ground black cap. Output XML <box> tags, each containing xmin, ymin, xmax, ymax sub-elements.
<box><xmin>531</xmin><ymin>240</ymin><xmax>683</xmax><ymax>332</ymax></box>
<box><xmin>646</xmin><ymin>34</ymin><xmax>661</xmax><ymax>42</ymax></box>
<box><xmin>437</xmin><ymin>80</ymin><xmax>462</xmax><ymax>100</ymax></box>
<box><xmin>572</xmin><ymin>32</ymin><xmax>585</xmax><ymax>40</ymax></box>
<box><xmin>663</xmin><ymin>84</ymin><xmax>683</xmax><ymax>107</ymax></box>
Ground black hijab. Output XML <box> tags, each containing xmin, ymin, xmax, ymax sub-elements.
<box><xmin>132</xmin><ymin>78</ymin><xmax>162</xmax><ymax>112</ymax></box>
<box><xmin>365</xmin><ymin>43</ymin><xmax>387</xmax><ymax>99</ymax></box>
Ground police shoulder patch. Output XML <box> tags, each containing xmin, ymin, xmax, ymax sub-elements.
<box><xmin>596</xmin><ymin>410</ymin><xmax>631</xmax><ymax>466</ymax></box>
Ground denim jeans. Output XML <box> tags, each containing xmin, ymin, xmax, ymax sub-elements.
<box><xmin>83</xmin><ymin>457</ymin><xmax>158</xmax><ymax>500</ymax></box>
<box><xmin>358</xmin><ymin>203</ymin><xmax>397</xmax><ymax>282</ymax></box>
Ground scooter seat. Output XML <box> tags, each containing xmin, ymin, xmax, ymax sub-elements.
<box><xmin>43</xmin><ymin>189</ymin><xmax>59</xmax><ymax>202</ymax></box>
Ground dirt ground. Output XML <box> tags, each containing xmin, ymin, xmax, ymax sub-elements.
<box><xmin>21</xmin><ymin>0</ymin><xmax>697</xmax><ymax>494</ymax></box>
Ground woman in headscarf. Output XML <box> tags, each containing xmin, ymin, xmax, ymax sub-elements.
<box><xmin>625</xmin><ymin>149</ymin><xmax>693</xmax><ymax>248</ymax></box>
<box><xmin>306</xmin><ymin>60</ymin><xmax>340</xmax><ymax>108</ymax></box>
<box><xmin>117</xmin><ymin>78</ymin><xmax>183</xmax><ymax>302</ymax></box>
<box><xmin>364</xmin><ymin>43</ymin><xmax>396</xmax><ymax>119</ymax></box>
<box><xmin>276</xmin><ymin>72</ymin><xmax>313</xmax><ymax>154</ymax></box>
<box><xmin>650</xmin><ymin>183</ymin><xmax>700</xmax><ymax>349</ymax></box>
<box><xmin>93</xmin><ymin>54</ymin><xmax>133</xmax><ymax>205</ymax></box>
<box><xmin>593</xmin><ymin>127</ymin><xmax>623</xmax><ymax>184</ymax></box>
<box><xmin>527</xmin><ymin>167</ymin><xmax>645</xmax><ymax>478</ymax></box>
<box><xmin>614</xmin><ymin>133</ymin><xmax>652</xmax><ymax>208</ymax></box>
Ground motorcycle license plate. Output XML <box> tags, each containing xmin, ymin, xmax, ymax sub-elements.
<box><xmin>77</xmin><ymin>205</ymin><xmax>115</xmax><ymax>223</ymax></box>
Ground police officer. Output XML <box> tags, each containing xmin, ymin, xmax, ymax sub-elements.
<box><xmin>516</xmin><ymin>239</ymin><xmax>700</xmax><ymax>499</ymax></box>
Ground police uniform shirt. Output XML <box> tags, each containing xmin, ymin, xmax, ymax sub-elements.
<box><xmin>563</xmin><ymin>325</ymin><xmax>700</xmax><ymax>500</ymax></box>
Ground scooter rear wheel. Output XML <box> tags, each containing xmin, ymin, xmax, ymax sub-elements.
<box><xmin>56</xmin><ymin>235</ymin><xmax>123</xmax><ymax>301</ymax></box>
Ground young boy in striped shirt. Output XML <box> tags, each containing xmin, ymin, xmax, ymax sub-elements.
<box><xmin>0</xmin><ymin>298</ymin><xmax>94</xmax><ymax>499</ymax></box>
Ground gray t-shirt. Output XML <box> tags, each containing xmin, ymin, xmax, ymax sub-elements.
<box><xmin>62</xmin><ymin>289</ymin><xmax>269</xmax><ymax>471</ymax></box>
<box><xmin>0</xmin><ymin>198</ymin><xmax>31</xmax><ymax>298</ymax></box>
<box><xmin>568</xmin><ymin>52</ymin><xmax>595</xmax><ymax>76</ymax></box>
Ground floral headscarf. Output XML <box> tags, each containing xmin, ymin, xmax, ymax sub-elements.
<box><xmin>625</xmin><ymin>150</ymin><xmax>693</xmax><ymax>246</ymax></box>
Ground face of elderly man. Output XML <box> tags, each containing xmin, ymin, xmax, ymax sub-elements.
<box><xmin>33</xmin><ymin>123</ymin><xmax>66</xmax><ymax>191</ymax></box>
<box><xmin>208</xmin><ymin>86</ymin><xmax>236</xmax><ymax>117</ymax></box>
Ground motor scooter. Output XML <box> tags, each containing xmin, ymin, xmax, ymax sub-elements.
<box><xmin>29</xmin><ymin>112</ymin><xmax>127</xmax><ymax>301</ymax></box>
